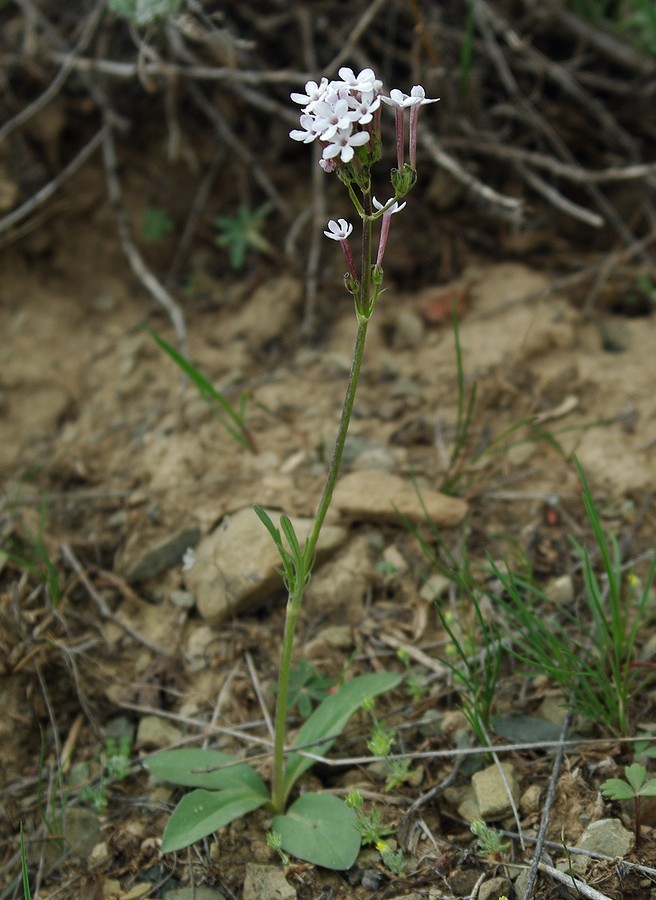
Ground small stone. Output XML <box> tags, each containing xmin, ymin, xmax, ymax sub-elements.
<box><xmin>186</xmin><ymin>624</ymin><xmax>216</xmax><ymax>660</ymax></box>
<box><xmin>333</xmin><ymin>470</ymin><xmax>467</xmax><ymax>527</ymax></box>
<box><xmin>135</xmin><ymin>715</ymin><xmax>182</xmax><ymax>749</ymax></box>
<box><xmin>472</xmin><ymin>762</ymin><xmax>520</xmax><ymax>821</ymax></box>
<box><xmin>382</xmin><ymin>544</ymin><xmax>409</xmax><ymax>576</ymax></box>
<box><xmin>576</xmin><ymin>817</ymin><xmax>634</xmax><ymax>859</ymax></box>
<box><xmin>170</xmin><ymin>589</ymin><xmax>195</xmax><ymax>609</ymax></box>
<box><xmin>477</xmin><ymin>876</ymin><xmax>513</xmax><ymax>900</ymax></box>
<box><xmin>419</xmin><ymin>573</ymin><xmax>450</xmax><ymax>602</ymax></box>
<box><xmin>520</xmin><ymin>783</ymin><xmax>542</xmax><ymax>815</ymax></box>
<box><xmin>119</xmin><ymin>526</ymin><xmax>201</xmax><ymax>582</ymax></box>
<box><xmin>361</xmin><ymin>869</ymin><xmax>385</xmax><ymax>890</ymax></box>
<box><xmin>393</xmin><ymin>309</ymin><xmax>426</xmax><ymax>349</ymax></box>
<box><xmin>242</xmin><ymin>863</ymin><xmax>296</xmax><ymax>900</ymax></box>
<box><xmin>440</xmin><ymin>710</ymin><xmax>469</xmax><ymax>737</ymax></box>
<box><xmin>63</xmin><ymin>807</ymin><xmax>103</xmax><ymax>860</ymax></box>
<box><xmin>545</xmin><ymin>574</ymin><xmax>574</xmax><ymax>606</ymax></box>
<box><xmin>315</xmin><ymin>625</ymin><xmax>353</xmax><ymax>649</ymax></box>
<box><xmin>538</xmin><ymin>694</ymin><xmax>569</xmax><ymax>726</ymax></box>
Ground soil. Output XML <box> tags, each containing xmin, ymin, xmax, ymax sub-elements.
<box><xmin>2</xmin><ymin>97</ymin><xmax>656</xmax><ymax>900</ymax></box>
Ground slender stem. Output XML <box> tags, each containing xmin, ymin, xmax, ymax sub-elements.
<box><xmin>270</xmin><ymin>184</ymin><xmax>375</xmax><ymax>813</ymax></box>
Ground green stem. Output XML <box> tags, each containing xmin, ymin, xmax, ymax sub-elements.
<box><xmin>270</xmin><ymin>318</ymin><xmax>370</xmax><ymax>812</ymax></box>
<box><xmin>270</xmin><ymin>188</ymin><xmax>374</xmax><ymax>813</ymax></box>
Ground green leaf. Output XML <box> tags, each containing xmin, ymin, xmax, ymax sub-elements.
<box><xmin>161</xmin><ymin>787</ymin><xmax>268</xmax><ymax>852</ymax></box>
<box><xmin>253</xmin><ymin>505</ymin><xmax>283</xmax><ymax>550</ymax></box>
<box><xmin>147</xmin><ymin>329</ymin><xmax>252</xmax><ymax>451</ymax></box>
<box><xmin>273</xmin><ymin>792</ymin><xmax>360</xmax><ymax>870</ymax></box>
<box><xmin>600</xmin><ymin>778</ymin><xmax>636</xmax><ymax>801</ymax></box>
<box><xmin>639</xmin><ymin>778</ymin><xmax>656</xmax><ymax>797</ymax></box>
<box><xmin>624</xmin><ymin>762</ymin><xmax>647</xmax><ymax>794</ymax></box>
<box><xmin>283</xmin><ymin>672</ymin><xmax>402</xmax><ymax>797</ymax></box>
<box><xmin>145</xmin><ymin>748</ymin><xmax>268</xmax><ymax>795</ymax></box>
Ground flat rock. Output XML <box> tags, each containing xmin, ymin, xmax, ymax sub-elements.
<box><xmin>185</xmin><ymin>506</ymin><xmax>348</xmax><ymax>626</ymax></box>
<box><xmin>135</xmin><ymin>715</ymin><xmax>182</xmax><ymax>749</ymax></box>
<box><xmin>332</xmin><ymin>470</ymin><xmax>467</xmax><ymax>526</ymax></box>
<box><xmin>472</xmin><ymin>762</ymin><xmax>520</xmax><ymax>821</ymax></box>
<box><xmin>118</xmin><ymin>526</ymin><xmax>201</xmax><ymax>582</ymax></box>
<box><xmin>576</xmin><ymin>817</ymin><xmax>634</xmax><ymax>859</ymax></box>
<box><xmin>243</xmin><ymin>863</ymin><xmax>296</xmax><ymax>900</ymax></box>
<box><xmin>478</xmin><ymin>876</ymin><xmax>513</xmax><ymax>900</ymax></box>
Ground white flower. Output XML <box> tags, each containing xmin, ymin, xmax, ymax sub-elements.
<box><xmin>347</xmin><ymin>90</ymin><xmax>381</xmax><ymax>125</ymax></box>
<box><xmin>289</xmin><ymin>113</ymin><xmax>322</xmax><ymax>143</ymax></box>
<box><xmin>290</xmin><ymin>77</ymin><xmax>329</xmax><ymax>110</ymax></box>
<box><xmin>372</xmin><ymin>196</ymin><xmax>407</xmax><ymax>215</ymax></box>
<box><xmin>182</xmin><ymin>547</ymin><xmax>196</xmax><ymax>572</ymax></box>
<box><xmin>409</xmin><ymin>85</ymin><xmax>439</xmax><ymax>105</ymax></box>
<box><xmin>313</xmin><ymin>98</ymin><xmax>358</xmax><ymax>141</ymax></box>
<box><xmin>322</xmin><ymin>127</ymin><xmax>370</xmax><ymax>163</ymax></box>
<box><xmin>336</xmin><ymin>66</ymin><xmax>382</xmax><ymax>95</ymax></box>
<box><xmin>381</xmin><ymin>88</ymin><xmax>421</xmax><ymax>109</ymax></box>
<box><xmin>324</xmin><ymin>218</ymin><xmax>353</xmax><ymax>241</ymax></box>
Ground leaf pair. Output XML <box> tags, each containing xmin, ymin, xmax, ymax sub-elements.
<box><xmin>145</xmin><ymin>671</ymin><xmax>401</xmax><ymax>869</ymax></box>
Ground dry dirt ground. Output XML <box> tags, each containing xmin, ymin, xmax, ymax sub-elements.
<box><xmin>2</xmin><ymin>140</ymin><xmax>656</xmax><ymax>899</ymax></box>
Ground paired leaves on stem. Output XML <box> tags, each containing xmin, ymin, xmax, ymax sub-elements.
<box><xmin>145</xmin><ymin>671</ymin><xmax>401</xmax><ymax>868</ymax></box>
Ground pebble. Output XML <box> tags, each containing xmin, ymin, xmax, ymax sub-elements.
<box><xmin>118</xmin><ymin>526</ymin><xmax>201</xmax><ymax>582</ymax></box>
<box><xmin>472</xmin><ymin>762</ymin><xmax>520</xmax><ymax>821</ymax></box>
<box><xmin>574</xmin><ymin>817</ymin><xmax>634</xmax><ymax>871</ymax></box>
<box><xmin>242</xmin><ymin>863</ymin><xmax>296</xmax><ymax>900</ymax></box>
<box><xmin>135</xmin><ymin>715</ymin><xmax>182</xmax><ymax>749</ymax></box>
<box><xmin>332</xmin><ymin>470</ymin><xmax>468</xmax><ymax>526</ymax></box>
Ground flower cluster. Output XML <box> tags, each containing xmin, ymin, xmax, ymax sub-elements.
<box><xmin>290</xmin><ymin>66</ymin><xmax>438</xmax><ymax>320</ymax></box>
<box><xmin>290</xmin><ymin>67</ymin><xmax>382</xmax><ymax>165</ymax></box>
<box><xmin>290</xmin><ymin>67</ymin><xmax>438</xmax><ymax>172</ymax></box>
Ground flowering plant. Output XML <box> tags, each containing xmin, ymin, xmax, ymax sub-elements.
<box><xmin>146</xmin><ymin>66</ymin><xmax>437</xmax><ymax>871</ymax></box>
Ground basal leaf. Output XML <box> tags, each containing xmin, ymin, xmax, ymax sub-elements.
<box><xmin>639</xmin><ymin>779</ymin><xmax>656</xmax><ymax>797</ymax></box>
<box><xmin>283</xmin><ymin>671</ymin><xmax>402</xmax><ymax>797</ymax></box>
<box><xmin>624</xmin><ymin>763</ymin><xmax>647</xmax><ymax>794</ymax></box>
<box><xmin>600</xmin><ymin>778</ymin><xmax>636</xmax><ymax>801</ymax></box>
<box><xmin>161</xmin><ymin>787</ymin><xmax>268</xmax><ymax>852</ymax></box>
<box><xmin>273</xmin><ymin>792</ymin><xmax>359</xmax><ymax>870</ymax></box>
<box><xmin>145</xmin><ymin>748</ymin><xmax>268</xmax><ymax>795</ymax></box>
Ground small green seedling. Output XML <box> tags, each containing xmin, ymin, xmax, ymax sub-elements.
<box><xmin>140</xmin><ymin>206</ymin><xmax>175</xmax><ymax>243</ymax></box>
<box><xmin>378</xmin><ymin>842</ymin><xmax>407</xmax><ymax>877</ymax></box>
<box><xmin>109</xmin><ymin>0</ymin><xmax>185</xmax><ymax>25</ymax></box>
<box><xmin>80</xmin><ymin>736</ymin><xmax>132</xmax><ymax>813</ymax></box>
<box><xmin>363</xmin><ymin>698</ymin><xmax>415</xmax><ymax>791</ymax></box>
<box><xmin>267</xmin><ymin>829</ymin><xmax>291</xmax><ymax>868</ymax></box>
<box><xmin>601</xmin><ymin>762</ymin><xmax>656</xmax><ymax>844</ymax></box>
<box><xmin>214</xmin><ymin>203</ymin><xmax>273</xmax><ymax>270</ymax></box>
<box><xmin>346</xmin><ymin>792</ymin><xmax>404</xmax><ymax>876</ymax></box>
<box><xmin>634</xmin><ymin>738</ymin><xmax>656</xmax><ymax>762</ymax></box>
<box><xmin>396</xmin><ymin>647</ymin><xmax>426</xmax><ymax>702</ymax></box>
<box><xmin>470</xmin><ymin>818</ymin><xmax>509</xmax><ymax>861</ymax></box>
<box><xmin>20</xmin><ymin>823</ymin><xmax>31</xmax><ymax>900</ymax></box>
<box><xmin>2</xmin><ymin>499</ymin><xmax>60</xmax><ymax>607</ymax></box>
<box><xmin>148</xmin><ymin>329</ymin><xmax>258</xmax><ymax>453</ymax></box>
<box><xmin>347</xmin><ymin>791</ymin><xmax>395</xmax><ymax>847</ymax></box>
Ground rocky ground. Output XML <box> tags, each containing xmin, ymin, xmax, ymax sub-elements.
<box><xmin>2</xmin><ymin>6</ymin><xmax>656</xmax><ymax>893</ymax></box>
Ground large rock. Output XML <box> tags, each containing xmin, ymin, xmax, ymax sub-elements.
<box><xmin>332</xmin><ymin>470</ymin><xmax>467</xmax><ymax>526</ymax></box>
<box><xmin>185</xmin><ymin>507</ymin><xmax>348</xmax><ymax>626</ymax></box>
